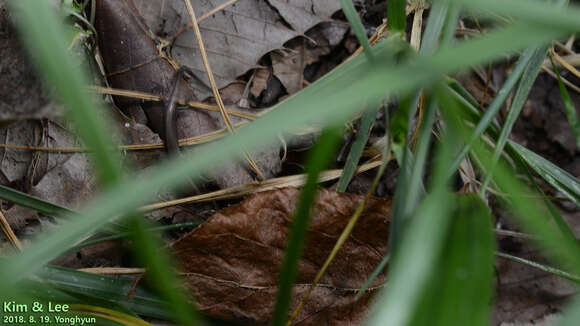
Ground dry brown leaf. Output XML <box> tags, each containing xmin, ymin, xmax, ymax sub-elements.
<box><xmin>95</xmin><ymin>0</ymin><xmax>281</xmax><ymax>188</ymax></box>
<box><xmin>132</xmin><ymin>0</ymin><xmax>341</xmax><ymax>99</ymax></box>
<box><xmin>271</xmin><ymin>22</ymin><xmax>347</xmax><ymax>95</ymax></box>
<box><xmin>172</xmin><ymin>187</ymin><xmax>391</xmax><ymax>325</ymax></box>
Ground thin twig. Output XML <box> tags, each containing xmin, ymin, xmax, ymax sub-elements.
<box><xmin>168</xmin><ymin>0</ymin><xmax>239</xmax><ymax>42</ymax></box>
<box><xmin>140</xmin><ymin>159</ymin><xmax>383</xmax><ymax>212</ymax></box>
<box><xmin>0</xmin><ymin>208</ymin><xmax>22</xmax><ymax>251</ymax></box>
<box><xmin>88</xmin><ymin>85</ymin><xmax>258</xmax><ymax>120</ymax></box>
<box><xmin>551</xmin><ymin>48</ymin><xmax>580</xmax><ymax>79</ymax></box>
<box><xmin>182</xmin><ymin>0</ymin><xmax>265</xmax><ymax>180</ymax></box>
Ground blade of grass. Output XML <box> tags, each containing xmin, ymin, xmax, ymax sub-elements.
<box><xmin>480</xmin><ymin>44</ymin><xmax>550</xmax><ymax>195</ymax></box>
<box><xmin>339</xmin><ymin>0</ymin><xmax>373</xmax><ymax>61</ymax></box>
<box><xmin>366</xmin><ymin>89</ymin><xmax>459</xmax><ymax>325</ymax></box>
<box><xmin>508</xmin><ymin>140</ymin><xmax>580</xmax><ymax>205</ymax></box>
<box><xmin>388</xmin><ymin>0</ymin><xmax>455</xmax><ymax>256</ymax></box>
<box><xmin>337</xmin><ymin>105</ymin><xmax>378</xmax><ymax>192</ymax></box>
<box><xmin>454</xmin><ymin>0</ymin><xmax>578</xmax><ymax>32</ymax></box>
<box><xmin>447</xmin><ymin>46</ymin><xmax>537</xmax><ymax>174</ymax></box>
<box><xmin>409</xmin><ymin>194</ymin><xmax>495</xmax><ymax>326</ymax></box>
<box><xmin>420</xmin><ymin>0</ymin><xmax>449</xmax><ymax>54</ymax></box>
<box><xmin>8</xmin><ymin>1</ymin><xmax>201</xmax><ymax>324</ymax></box>
<box><xmin>497</xmin><ymin>252</ymin><xmax>580</xmax><ymax>284</ymax></box>
<box><xmin>550</xmin><ymin>52</ymin><xmax>580</xmax><ymax>147</ymax></box>
<box><xmin>439</xmin><ymin>87</ymin><xmax>580</xmax><ymax>273</ymax></box>
<box><xmin>36</xmin><ymin>265</ymin><xmax>170</xmax><ymax>320</ymax></box>
<box><xmin>356</xmin><ymin>253</ymin><xmax>390</xmax><ymax>298</ymax></box>
<box><xmin>1</xmin><ymin>13</ymin><xmax>575</xmax><ymax>294</ymax></box>
<box><xmin>387</xmin><ymin>0</ymin><xmax>406</xmax><ymax>34</ymax></box>
<box><xmin>0</xmin><ymin>185</ymin><xmax>75</xmax><ymax>216</ymax></box>
<box><xmin>289</xmin><ymin>106</ymin><xmax>393</xmax><ymax>322</ymax></box>
<box><xmin>441</xmin><ymin>76</ymin><xmax>579</xmax><ymax>248</ymax></box>
<box><xmin>272</xmin><ymin>127</ymin><xmax>342</xmax><ymax>326</ymax></box>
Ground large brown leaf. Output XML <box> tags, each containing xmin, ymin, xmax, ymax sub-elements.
<box><xmin>132</xmin><ymin>0</ymin><xmax>341</xmax><ymax>99</ymax></box>
<box><xmin>95</xmin><ymin>0</ymin><xmax>281</xmax><ymax>188</ymax></box>
<box><xmin>172</xmin><ymin>187</ymin><xmax>391</xmax><ymax>325</ymax></box>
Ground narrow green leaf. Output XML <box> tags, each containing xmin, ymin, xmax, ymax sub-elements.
<box><xmin>367</xmin><ymin>94</ymin><xmax>458</xmax><ymax>325</ymax></box>
<box><xmin>447</xmin><ymin>46</ymin><xmax>537</xmax><ymax>174</ymax></box>
<box><xmin>0</xmin><ymin>185</ymin><xmax>74</xmax><ymax>217</ymax></box>
<box><xmin>441</xmin><ymin>74</ymin><xmax>578</xmax><ymax>245</ymax></box>
<box><xmin>420</xmin><ymin>0</ymin><xmax>449</xmax><ymax>55</ymax></box>
<box><xmin>337</xmin><ymin>105</ymin><xmax>378</xmax><ymax>192</ymax></box>
<box><xmin>33</xmin><ymin>265</ymin><xmax>169</xmax><ymax>320</ymax></box>
<box><xmin>410</xmin><ymin>194</ymin><xmax>495</xmax><ymax>326</ymax></box>
<box><xmin>454</xmin><ymin>0</ymin><xmax>578</xmax><ymax>33</ymax></box>
<box><xmin>480</xmin><ymin>44</ymin><xmax>549</xmax><ymax>194</ymax></box>
<box><xmin>8</xmin><ymin>0</ymin><xmax>121</xmax><ymax>185</ymax></box>
<box><xmin>8</xmin><ymin>1</ymin><xmax>201</xmax><ymax>323</ymax></box>
<box><xmin>1</xmin><ymin>15</ymin><xmax>575</xmax><ymax>293</ymax></box>
<box><xmin>550</xmin><ymin>55</ymin><xmax>580</xmax><ymax>147</ymax></box>
<box><xmin>126</xmin><ymin>218</ymin><xmax>199</xmax><ymax>325</ymax></box>
<box><xmin>272</xmin><ymin>127</ymin><xmax>342</xmax><ymax>326</ymax></box>
<box><xmin>387</xmin><ymin>0</ymin><xmax>406</xmax><ymax>33</ymax></box>
<box><xmin>441</xmin><ymin>89</ymin><xmax>580</xmax><ymax>273</ymax></box>
<box><xmin>356</xmin><ymin>253</ymin><xmax>390</xmax><ymax>298</ymax></box>
<box><xmin>508</xmin><ymin>140</ymin><xmax>580</xmax><ymax>205</ymax></box>
<box><xmin>497</xmin><ymin>252</ymin><xmax>580</xmax><ymax>284</ymax></box>
<box><xmin>339</xmin><ymin>0</ymin><xmax>373</xmax><ymax>61</ymax></box>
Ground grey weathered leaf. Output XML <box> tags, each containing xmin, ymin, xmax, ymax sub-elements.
<box><xmin>133</xmin><ymin>0</ymin><xmax>341</xmax><ymax>99</ymax></box>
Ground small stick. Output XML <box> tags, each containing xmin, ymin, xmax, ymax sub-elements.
<box><xmin>182</xmin><ymin>0</ymin><xmax>265</xmax><ymax>180</ymax></box>
<box><xmin>0</xmin><ymin>208</ymin><xmax>22</xmax><ymax>251</ymax></box>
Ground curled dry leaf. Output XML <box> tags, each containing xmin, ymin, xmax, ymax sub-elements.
<box><xmin>172</xmin><ymin>187</ymin><xmax>391</xmax><ymax>325</ymax></box>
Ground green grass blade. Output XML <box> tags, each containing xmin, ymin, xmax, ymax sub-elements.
<box><xmin>440</xmin><ymin>89</ymin><xmax>580</xmax><ymax>273</ymax></box>
<box><xmin>126</xmin><ymin>218</ymin><xmax>200</xmax><ymax>325</ymax></box>
<box><xmin>448</xmin><ymin>47</ymin><xmax>536</xmax><ymax>174</ymax></box>
<box><xmin>337</xmin><ymin>105</ymin><xmax>378</xmax><ymax>192</ymax></box>
<box><xmin>356</xmin><ymin>253</ymin><xmax>390</xmax><ymax>298</ymax></box>
<box><xmin>366</xmin><ymin>90</ymin><xmax>458</xmax><ymax>325</ymax></box>
<box><xmin>420</xmin><ymin>0</ymin><xmax>449</xmax><ymax>55</ymax></box>
<box><xmin>389</xmin><ymin>97</ymin><xmax>438</xmax><ymax>257</ymax></box>
<box><xmin>8</xmin><ymin>0</ymin><xmax>121</xmax><ymax>185</ymax></box>
<box><xmin>0</xmin><ymin>15</ymin><xmax>576</xmax><ymax>294</ymax></box>
<box><xmin>480</xmin><ymin>44</ymin><xmax>549</xmax><ymax>195</ymax></box>
<box><xmin>35</xmin><ymin>265</ymin><xmax>170</xmax><ymax>320</ymax></box>
<box><xmin>387</xmin><ymin>0</ymin><xmax>406</xmax><ymax>33</ymax></box>
<box><xmin>339</xmin><ymin>0</ymin><xmax>373</xmax><ymax>61</ymax></box>
<box><xmin>272</xmin><ymin>127</ymin><xmax>342</xmax><ymax>326</ymax></box>
<box><xmin>409</xmin><ymin>194</ymin><xmax>495</xmax><ymax>326</ymax></box>
<box><xmin>508</xmin><ymin>140</ymin><xmax>580</xmax><ymax>205</ymax></box>
<box><xmin>0</xmin><ymin>185</ymin><xmax>74</xmax><ymax>217</ymax></box>
<box><xmin>454</xmin><ymin>0</ymin><xmax>578</xmax><ymax>32</ymax></box>
<box><xmin>366</xmin><ymin>191</ymin><xmax>455</xmax><ymax>326</ymax></box>
<box><xmin>497</xmin><ymin>252</ymin><xmax>580</xmax><ymax>284</ymax></box>
<box><xmin>550</xmin><ymin>55</ymin><xmax>580</xmax><ymax>147</ymax></box>
<box><xmin>8</xmin><ymin>1</ymin><xmax>200</xmax><ymax>323</ymax></box>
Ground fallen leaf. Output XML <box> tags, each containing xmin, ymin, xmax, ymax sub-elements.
<box><xmin>172</xmin><ymin>187</ymin><xmax>391</xmax><ymax>325</ymax></box>
<box><xmin>272</xmin><ymin>22</ymin><xmax>347</xmax><ymax>95</ymax></box>
<box><xmin>132</xmin><ymin>0</ymin><xmax>342</xmax><ymax>99</ymax></box>
<box><xmin>95</xmin><ymin>0</ymin><xmax>281</xmax><ymax>188</ymax></box>
<box><xmin>0</xmin><ymin>1</ymin><xmax>56</xmax><ymax>122</ymax></box>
